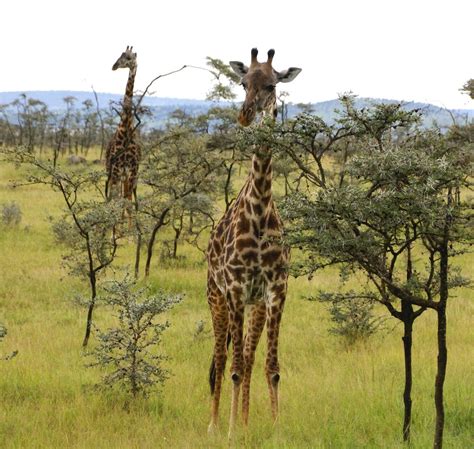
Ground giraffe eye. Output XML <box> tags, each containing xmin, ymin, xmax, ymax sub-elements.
<box><xmin>266</xmin><ymin>85</ymin><xmax>276</xmax><ymax>92</ymax></box>
<box><xmin>241</xmin><ymin>82</ymin><xmax>248</xmax><ymax>91</ymax></box>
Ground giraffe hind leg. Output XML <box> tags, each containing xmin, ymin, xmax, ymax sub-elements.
<box><xmin>209</xmin><ymin>331</ymin><xmax>231</xmax><ymax>394</ymax></box>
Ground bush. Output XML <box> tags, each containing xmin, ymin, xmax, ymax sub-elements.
<box><xmin>1</xmin><ymin>201</ymin><xmax>22</xmax><ymax>226</ymax></box>
<box><xmin>316</xmin><ymin>291</ymin><xmax>385</xmax><ymax>346</ymax></box>
<box><xmin>86</xmin><ymin>275</ymin><xmax>182</xmax><ymax>397</ymax></box>
<box><xmin>0</xmin><ymin>324</ymin><xmax>18</xmax><ymax>360</ymax></box>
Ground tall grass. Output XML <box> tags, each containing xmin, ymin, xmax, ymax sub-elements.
<box><xmin>0</xmin><ymin>159</ymin><xmax>472</xmax><ymax>448</ymax></box>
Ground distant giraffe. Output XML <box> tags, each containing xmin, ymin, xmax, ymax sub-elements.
<box><xmin>206</xmin><ymin>48</ymin><xmax>301</xmax><ymax>436</ymax></box>
<box><xmin>105</xmin><ymin>45</ymin><xmax>141</xmax><ymax>206</ymax></box>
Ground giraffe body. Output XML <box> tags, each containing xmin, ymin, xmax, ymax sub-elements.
<box><xmin>105</xmin><ymin>46</ymin><xmax>141</xmax><ymax>204</ymax></box>
<box><xmin>207</xmin><ymin>48</ymin><xmax>301</xmax><ymax>436</ymax></box>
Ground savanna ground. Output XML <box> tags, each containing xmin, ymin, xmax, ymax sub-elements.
<box><xmin>0</xmin><ymin>156</ymin><xmax>473</xmax><ymax>449</ymax></box>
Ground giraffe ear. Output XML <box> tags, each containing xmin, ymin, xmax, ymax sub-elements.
<box><xmin>229</xmin><ymin>61</ymin><xmax>249</xmax><ymax>78</ymax></box>
<box><xmin>275</xmin><ymin>67</ymin><xmax>302</xmax><ymax>83</ymax></box>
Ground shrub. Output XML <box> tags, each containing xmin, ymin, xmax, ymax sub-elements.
<box><xmin>87</xmin><ymin>275</ymin><xmax>182</xmax><ymax>397</ymax></box>
<box><xmin>0</xmin><ymin>324</ymin><xmax>18</xmax><ymax>360</ymax></box>
<box><xmin>316</xmin><ymin>291</ymin><xmax>385</xmax><ymax>346</ymax></box>
<box><xmin>1</xmin><ymin>201</ymin><xmax>22</xmax><ymax>226</ymax></box>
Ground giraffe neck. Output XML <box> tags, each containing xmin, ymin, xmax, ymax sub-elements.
<box><xmin>120</xmin><ymin>65</ymin><xmax>137</xmax><ymax>132</ymax></box>
<box><xmin>247</xmin><ymin>147</ymin><xmax>273</xmax><ymax>210</ymax></box>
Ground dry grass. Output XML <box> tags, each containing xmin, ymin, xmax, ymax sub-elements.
<box><xmin>0</xmin><ymin>158</ymin><xmax>473</xmax><ymax>449</ymax></box>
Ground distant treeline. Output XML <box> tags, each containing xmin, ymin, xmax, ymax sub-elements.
<box><xmin>1</xmin><ymin>91</ymin><xmax>473</xmax><ymax>154</ymax></box>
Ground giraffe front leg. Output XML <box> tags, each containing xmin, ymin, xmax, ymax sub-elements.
<box><xmin>227</xmin><ymin>287</ymin><xmax>245</xmax><ymax>439</ymax></box>
<box><xmin>265</xmin><ymin>282</ymin><xmax>287</xmax><ymax>423</ymax></box>
<box><xmin>242</xmin><ymin>302</ymin><xmax>266</xmax><ymax>427</ymax></box>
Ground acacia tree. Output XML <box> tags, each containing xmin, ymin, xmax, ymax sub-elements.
<box><xmin>138</xmin><ymin>120</ymin><xmax>220</xmax><ymax>277</ymax></box>
<box><xmin>159</xmin><ymin>193</ymin><xmax>215</xmax><ymax>261</ymax></box>
<box><xmin>2</xmin><ymin>146</ymin><xmax>123</xmax><ymax>346</ymax></box>
<box><xmin>9</xmin><ymin>94</ymin><xmax>50</xmax><ymax>152</ymax></box>
<box><xmin>243</xmin><ymin>96</ymin><xmax>473</xmax><ymax>447</ymax></box>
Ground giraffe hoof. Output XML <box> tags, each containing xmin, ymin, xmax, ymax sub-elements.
<box><xmin>207</xmin><ymin>422</ymin><xmax>218</xmax><ymax>434</ymax></box>
<box><xmin>231</xmin><ymin>372</ymin><xmax>241</xmax><ymax>384</ymax></box>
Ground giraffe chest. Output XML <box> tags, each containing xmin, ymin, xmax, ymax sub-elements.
<box><xmin>208</xmin><ymin>207</ymin><xmax>288</xmax><ymax>303</ymax></box>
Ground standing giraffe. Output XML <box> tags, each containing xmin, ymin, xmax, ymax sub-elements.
<box><xmin>207</xmin><ymin>48</ymin><xmax>301</xmax><ymax>436</ymax></box>
<box><xmin>105</xmin><ymin>45</ymin><xmax>141</xmax><ymax>206</ymax></box>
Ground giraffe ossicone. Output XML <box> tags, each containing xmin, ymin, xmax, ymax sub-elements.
<box><xmin>206</xmin><ymin>48</ymin><xmax>301</xmax><ymax>437</ymax></box>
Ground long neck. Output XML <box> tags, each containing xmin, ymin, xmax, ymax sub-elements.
<box><xmin>248</xmin><ymin>148</ymin><xmax>273</xmax><ymax>210</ymax></box>
<box><xmin>120</xmin><ymin>65</ymin><xmax>137</xmax><ymax>130</ymax></box>
<box><xmin>247</xmin><ymin>108</ymin><xmax>276</xmax><ymax>210</ymax></box>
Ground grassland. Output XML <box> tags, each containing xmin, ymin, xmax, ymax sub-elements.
<box><xmin>0</xmin><ymin>158</ymin><xmax>473</xmax><ymax>449</ymax></box>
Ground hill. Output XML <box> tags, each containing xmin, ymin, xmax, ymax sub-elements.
<box><xmin>0</xmin><ymin>90</ymin><xmax>213</xmax><ymax>110</ymax></box>
<box><xmin>1</xmin><ymin>90</ymin><xmax>473</xmax><ymax>130</ymax></box>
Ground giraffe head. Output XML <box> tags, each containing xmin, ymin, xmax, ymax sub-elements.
<box><xmin>112</xmin><ymin>45</ymin><xmax>137</xmax><ymax>71</ymax></box>
<box><xmin>229</xmin><ymin>48</ymin><xmax>301</xmax><ymax>127</ymax></box>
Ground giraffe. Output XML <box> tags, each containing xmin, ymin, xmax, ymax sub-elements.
<box><xmin>105</xmin><ymin>45</ymin><xmax>141</xmax><ymax>207</ymax></box>
<box><xmin>206</xmin><ymin>48</ymin><xmax>301</xmax><ymax>436</ymax></box>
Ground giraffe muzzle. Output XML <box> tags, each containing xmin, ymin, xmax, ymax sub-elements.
<box><xmin>239</xmin><ymin>105</ymin><xmax>256</xmax><ymax>127</ymax></box>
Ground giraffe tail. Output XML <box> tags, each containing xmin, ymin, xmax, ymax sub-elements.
<box><xmin>209</xmin><ymin>331</ymin><xmax>231</xmax><ymax>395</ymax></box>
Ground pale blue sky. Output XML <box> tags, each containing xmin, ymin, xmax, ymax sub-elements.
<box><xmin>3</xmin><ymin>0</ymin><xmax>473</xmax><ymax>108</ymax></box>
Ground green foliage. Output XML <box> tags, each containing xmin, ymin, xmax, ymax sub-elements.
<box><xmin>1</xmin><ymin>201</ymin><xmax>22</xmax><ymax>226</ymax></box>
<box><xmin>315</xmin><ymin>291</ymin><xmax>385</xmax><ymax>346</ymax></box>
<box><xmin>205</xmin><ymin>105</ymin><xmax>249</xmax><ymax>209</ymax></box>
<box><xmin>86</xmin><ymin>275</ymin><xmax>182</xmax><ymax>397</ymax></box>
<box><xmin>278</xmin><ymin>97</ymin><xmax>473</xmax><ymax>306</ymax></box>
<box><xmin>205</xmin><ymin>57</ymin><xmax>240</xmax><ymax>101</ymax></box>
<box><xmin>51</xmin><ymin>199</ymin><xmax>123</xmax><ymax>279</ymax></box>
<box><xmin>138</xmin><ymin>109</ymin><xmax>228</xmax><ymax>275</ymax></box>
<box><xmin>460</xmin><ymin>79</ymin><xmax>474</xmax><ymax>100</ymax></box>
<box><xmin>335</xmin><ymin>94</ymin><xmax>422</xmax><ymax>141</ymax></box>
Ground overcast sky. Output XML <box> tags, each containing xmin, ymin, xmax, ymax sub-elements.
<box><xmin>3</xmin><ymin>0</ymin><xmax>473</xmax><ymax>109</ymax></box>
